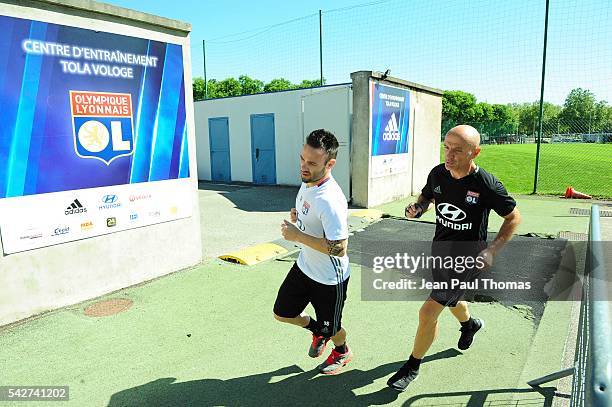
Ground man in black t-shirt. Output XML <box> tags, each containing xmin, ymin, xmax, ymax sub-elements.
<box><xmin>387</xmin><ymin>125</ymin><xmax>521</xmax><ymax>392</ymax></box>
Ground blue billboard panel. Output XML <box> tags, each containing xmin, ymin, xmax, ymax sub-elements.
<box><xmin>0</xmin><ymin>15</ymin><xmax>189</xmax><ymax>199</ymax></box>
<box><xmin>370</xmin><ymin>82</ymin><xmax>410</xmax><ymax>156</ymax></box>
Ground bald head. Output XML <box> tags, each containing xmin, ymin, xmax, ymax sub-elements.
<box><xmin>446</xmin><ymin>125</ymin><xmax>481</xmax><ymax>149</ymax></box>
<box><xmin>443</xmin><ymin>125</ymin><xmax>481</xmax><ymax>175</ymax></box>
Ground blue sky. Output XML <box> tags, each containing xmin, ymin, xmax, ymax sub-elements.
<box><xmin>104</xmin><ymin>0</ymin><xmax>611</xmax><ymax>105</ymax></box>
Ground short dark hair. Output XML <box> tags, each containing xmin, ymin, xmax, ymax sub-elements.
<box><xmin>306</xmin><ymin>129</ymin><xmax>339</xmax><ymax>161</ymax></box>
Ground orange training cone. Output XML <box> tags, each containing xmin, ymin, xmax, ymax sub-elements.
<box><xmin>564</xmin><ymin>186</ymin><xmax>592</xmax><ymax>199</ymax></box>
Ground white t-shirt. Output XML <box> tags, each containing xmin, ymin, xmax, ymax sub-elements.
<box><xmin>295</xmin><ymin>176</ymin><xmax>350</xmax><ymax>285</ymax></box>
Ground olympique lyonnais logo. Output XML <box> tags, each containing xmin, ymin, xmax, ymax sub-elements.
<box><xmin>70</xmin><ymin>91</ymin><xmax>134</xmax><ymax>165</ymax></box>
<box><xmin>466</xmin><ymin>190</ymin><xmax>480</xmax><ymax>205</ymax></box>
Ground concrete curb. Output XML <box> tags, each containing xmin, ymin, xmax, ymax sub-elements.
<box><xmin>350</xmin><ymin>209</ymin><xmax>384</xmax><ymax>221</ymax></box>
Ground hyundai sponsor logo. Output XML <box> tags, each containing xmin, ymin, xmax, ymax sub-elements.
<box><xmin>99</xmin><ymin>194</ymin><xmax>121</xmax><ymax>210</ymax></box>
<box><xmin>437</xmin><ymin>203</ymin><xmax>467</xmax><ymax>221</ymax></box>
<box><xmin>102</xmin><ymin>195</ymin><xmax>117</xmax><ymax>204</ymax></box>
<box><xmin>436</xmin><ymin>203</ymin><xmax>472</xmax><ymax>230</ymax></box>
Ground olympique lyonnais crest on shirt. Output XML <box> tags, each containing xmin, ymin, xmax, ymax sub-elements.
<box><xmin>466</xmin><ymin>190</ymin><xmax>480</xmax><ymax>205</ymax></box>
<box><xmin>302</xmin><ymin>201</ymin><xmax>311</xmax><ymax>215</ymax></box>
<box><xmin>70</xmin><ymin>91</ymin><xmax>134</xmax><ymax>165</ymax></box>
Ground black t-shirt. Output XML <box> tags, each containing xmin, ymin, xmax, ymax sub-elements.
<box><xmin>422</xmin><ymin>164</ymin><xmax>516</xmax><ymax>243</ymax></box>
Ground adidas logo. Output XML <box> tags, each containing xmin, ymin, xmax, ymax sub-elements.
<box><xmin>434</xmin><ymin>186</ymin><xmax>441</xmax><ymax>194</ymax></box>
<box><xmin>65</xmin><ymin>199</ymin><xmax>87</xmax><ymax>215</ymax></box>
<box><xmin>382</xmin><ymin>113</ymin><xmax>400</xmax><ymax>141</ymax></box>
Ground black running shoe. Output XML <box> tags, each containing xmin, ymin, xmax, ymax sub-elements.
<box><xmin>387</xmin><ymin>363</ymin><xmax>419</xmax><ymax>392</ymax></box>
<box><xmin>458</xmin><ymin>318</ymin><xmax>484</xmax><ymax>350</ymax></box>
<box><xmin>309</xmin><ymin>334</ymin><xmax>330</xmax><ymax>358</ymax></box>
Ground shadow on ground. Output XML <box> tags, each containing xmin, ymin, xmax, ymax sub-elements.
<box><xmin>402</xmin><ymin>386</ymin><xmax>566</xmax><ymax>407</ymax></box>
<box><xmin>107</xmin><ymin>349</ymin><xmax>491</xmax><ymax>407</ymax></box>
<box><xmin>198</xmin><ymin>182</ymin><xmax>298</xmax><ymax>212</ymax></box>
<box><xmin>349</xmin><ymin>218</ymin><xmax>585</xmax><ymax>325</ymax></box>
<box><xmin>198</xmin><ymin>181</ymin><xmax>365</xmax><ymax>212</ymax></box>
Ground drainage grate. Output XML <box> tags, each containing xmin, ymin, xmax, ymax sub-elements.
<box><xmin>569</xmin><ymin>208</ymin><xmax>612</xmax><ymax>217</ymax></box>
<box><xmin>569</xmin><ymin>208</ymin><xmax>590</xmax><ymax>216</ymax></box>
<box><xmin>84</xmin><ymin>298</ymin><xmax>133</xmax><ymax>317</ymax></box>
<box><xmin>557</xmin><ymin>231</ymin><xmax>588</xmax><ymax>241</ymax></box>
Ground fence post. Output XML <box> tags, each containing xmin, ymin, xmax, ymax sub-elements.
<box><xmin>319</xmin><ymin>10</ymin><xmax>323</xmax><ymax>85</ymax></box>
<box><xmin>587</xmin><ymin>206</ymin><xmax>612</xmax><ymax>406</ymax></box>
<box><xmin>533</xmin><ymin>0</ymin><xmax>550</xmax><ymax>194</ymax></box>
<box><xmin>202</xmin><ymin>39</ymin><xmax>208</xmax><ymax>99</ymax></box>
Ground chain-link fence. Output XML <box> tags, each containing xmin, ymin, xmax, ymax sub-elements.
<box><xmin>198</xmin><ymin>0</ymin><xmax>612</xmax><ymax>198</ymax></box>
<box><xmin>441</xmin><ymin>118</ymin><xmax>612</xmax><ymax>198</ymax></box>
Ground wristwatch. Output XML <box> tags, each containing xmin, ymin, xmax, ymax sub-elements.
<box><xmin>413</xmin><ymin>202</ymin><xmax>424</xmax><ymax>218</ymax></box>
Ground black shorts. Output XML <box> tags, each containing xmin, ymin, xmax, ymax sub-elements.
<box><xmin>430</xmin><ymin>266</ymin><xmax>479</xmax><ymax>307</ymax></box>
<box><xmin>429</xmin><ymin>242</ymin><xmax>482</xmax><ymax>307</ymax></box>
<box><xmin>273</xmin><ymin>262</ymin><xmax>349</xmax><ymax>338</ymax></box>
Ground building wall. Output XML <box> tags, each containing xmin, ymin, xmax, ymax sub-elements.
<box><xmin>351</xmin><ymin>71</ymin><xmax>442</xmax><ymax>207</ymax></box>
<box><xmin>411</xmin><ymin>90</ymin><xmax>443</xmax><ymax>195</ymax></box>
<box><xmin>0</xmin><ymin>0</ymin><xmax>202</xmax><ymax>326</ymax></box>
<box><xmin>195</xmin><ymin>85</ymin><xmax>352</xmax><ymax>197</ymax></box>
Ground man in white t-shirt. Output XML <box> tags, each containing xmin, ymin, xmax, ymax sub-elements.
<box><xmin>274</xmin><ymin>129</ymin><xmax>352</xmax><ymax>375</ymax></box>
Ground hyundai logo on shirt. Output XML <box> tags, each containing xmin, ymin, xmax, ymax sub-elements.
<box><xmin>436</xmin><ymin>203</ymin><xmax>472</xmax><ymax>230</ymax></box>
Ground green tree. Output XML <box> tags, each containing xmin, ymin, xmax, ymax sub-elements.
<box><xmin>473</xmin><ymin>102</ymin><xmax>494</xmax><ymax>122</ymax></box>
<box><xmin>193</xmin><ymin>76</ymin><xmax>327</xmax><ymax>99</ymax></box>
<box><xmin>215</xmin><ymin>77</ymin><xmax>242</xmax><ymax>98</ymax></box>
<box><xmin>442</xmin><ymin>90</ymin><xmax>477</xmax><ymax>123</ymax></box>
<box><xmin>512</xmin><ymin>102</ymin><xmax>561</xmax><ymax>136</ymax></box>
<box><xmin>263</xmin><ymin>78</ymin><xmax>295</xmax><ymax>93</ymax></box>
<box><xmin>491</xmin><ymin>104</ymin><xmax>514</xmax><ymax>125</ymax></box>
<box><xmin>298</xmin><ymin>78</ymin><xmax>326</xmax><ymax>88</ymax></box>
<box><xmin>516</xmin><ymin>103</ymin><xmax>539</xmax><ymax>135</ymax></box>
<box><xmin>542</xmin><ymin>103</ymin><xmax>562</xmax><ymax>135</ymax></box>
<box><xmin>193</xmin><ymin>77</ymin><xmax>206</xmax><ymax>101</ymax></box>
<box><xmin>559</xmin><ymin>88</ymin><xmax>607</xmax><ymax>133</ymax></box>
<box><xmin>479</xmin><ymin>104</ymin><xmax>516</xmax><ymax>140</ymax></box>
<box><xmin>206</xmin><ymin>79</ymin><xmax>219</xmax><ymax>99</ymax></box>
<box><xmin>602</xmin><ymin>106</ymin><xmax>612</xmax><ymax>132</ymax></box>
<box><xmin>239</xmin><ymin>75</ymin><xmax>264</xmax><ymax>95</ymax></box>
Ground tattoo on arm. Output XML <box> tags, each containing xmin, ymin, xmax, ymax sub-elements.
<box><xmin>326</xmin><ymin>239</ymin><xmax>345</xmax><ymax>256</ymax></box>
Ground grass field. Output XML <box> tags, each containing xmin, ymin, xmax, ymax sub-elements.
<box><xmin>440</xmin><ymin>143</ymin><xmax>612</xmax><ymax>198</ymax></box>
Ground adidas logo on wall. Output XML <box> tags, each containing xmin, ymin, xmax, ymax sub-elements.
<box><xmin>382</xmin><ymin>113</ymin><xmax>401</xmax><ymax>141</ymax></box>
<box><xmin>65</xmin><ymin>199</ymin><xmax>87</xmax><ymax>215</ymax></box>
